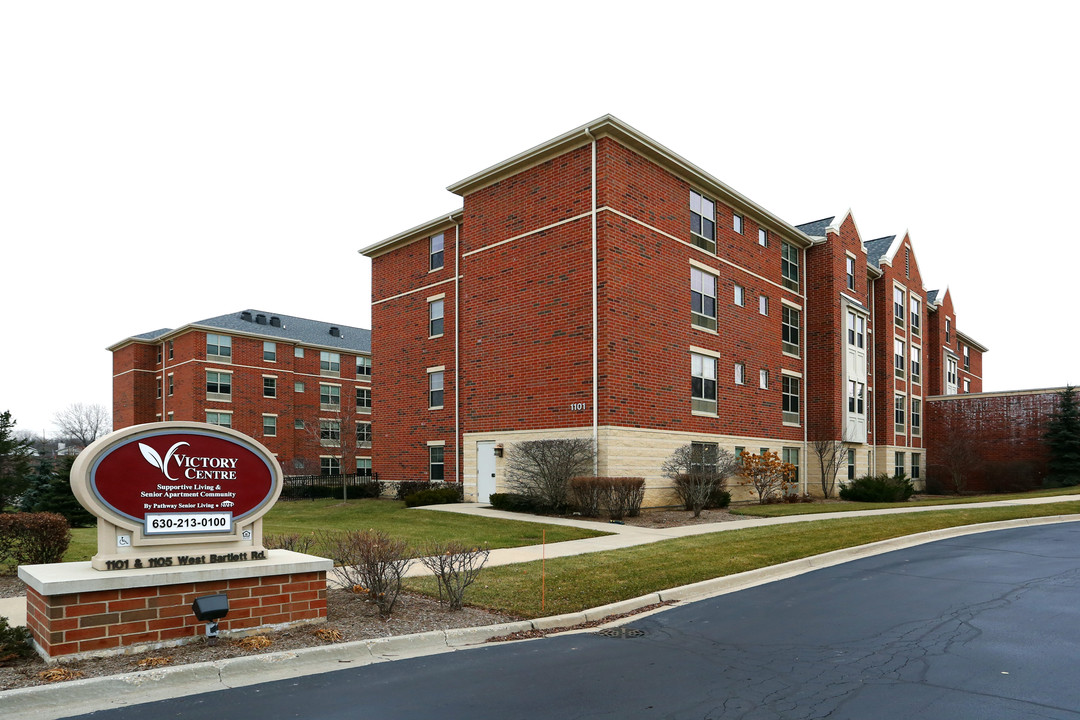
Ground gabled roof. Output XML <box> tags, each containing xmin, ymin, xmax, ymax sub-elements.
<box><xmin>926</xmin><ymin>289</ymin><xmax>940</xmax><ymax>306</ymax></box>
<box><xmin>794</xmin><ymin>217</ymin><xmax>834</xmax><ymax>238</ymax></box>
<box><xmin>864</xmin><ymin>235</ymin><xmax>896</xmax><ymax>268</ymax></box>
<box><xmin>109</xmin><ymin>310</ymin><xmax>371</xmax><ymax>354</ymax></box>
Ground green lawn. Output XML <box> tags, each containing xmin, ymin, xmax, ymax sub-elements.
<box><xmin>408</xmin><ymin>501</ymin><xmax>1080</xmax><ymax>618</ymax></box>
<box><xmin>730</xmin><ymin>485</ymin><xmax>1080</xmax><ymax>517</ymax></box>
<box><xmin>61</xmin><ymin>499</ymin><xmax>608</xmax><ymax>562</ymax></box>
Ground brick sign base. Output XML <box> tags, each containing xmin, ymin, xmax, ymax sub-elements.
<box><xmin>18</xmin><ymin>551</ymin><xmax>332</xmax><ymax>662</ymax></box>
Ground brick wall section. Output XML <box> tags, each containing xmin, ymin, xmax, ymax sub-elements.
<box><xmin>926</xmin><ymin>390</ymin><xmax>1059</xmax><ymax>491</ymax></box>
<box><xmin>24</xmin><ymin>571</ymin><xmax>327</xmax><ymax>659</ymax></box>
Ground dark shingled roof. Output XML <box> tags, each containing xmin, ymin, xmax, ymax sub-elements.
<box><xmin>795</xmin><ymin>217</ymin><xmax>835</xmax><ymax>237</ymax></box>
<box><xmin>864</xmin><ymin>236</ymin><xmax>896</xmax><ymax>268</ymax></box>
<box><xmin>120</xmin><ymin>311</ymin><xmax>370</xmax><ymax>353</ymax></box>
<box><xmin>926</xmin><ymin>290</ymin><xmax>939</xmax><ymax>306</ymax></box>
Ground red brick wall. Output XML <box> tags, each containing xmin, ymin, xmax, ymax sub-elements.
<box><xmin>25</xmin><ymin>571</ymin><xmax>326</xmax><ymax>659</ymax></box>
<box><xmin>926</xmin><ymin>390</ymin><xmax>1058</xmax><ymax>492</ymax></box>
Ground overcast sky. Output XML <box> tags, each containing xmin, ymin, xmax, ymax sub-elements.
<box><xmin>2</xmin><ymin>1</ymin><xmax>1077</xmax><ymax>437</ymax></box>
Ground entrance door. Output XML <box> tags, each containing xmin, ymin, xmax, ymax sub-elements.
<box><xmin>477</xmin><ymin>441</ymin><xmax>496</xmax><ymax>504</ymax></box>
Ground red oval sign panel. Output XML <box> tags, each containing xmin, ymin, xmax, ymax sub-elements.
<box><xmin>89</xmin><ymin>428</ymin><xmax>277</xmax><ymax>528</ymax></box>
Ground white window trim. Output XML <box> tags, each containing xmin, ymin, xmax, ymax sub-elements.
<box><xmin>426</xmin><ymin>440</ymin><xmax>446</xmax><ymax>446</ymax></box>
<box><xmin>780</xmin><ymin>298</ymin><xmax>803</xmax><ymax>311</ymax></box>
<box><xmin>780</xmin><ymin>368</ymin><xmax>803</xmax><ymax>378</ymax></box>
<box><xmin>689</xmin><ymin>345</ymin><xmax>722</xmax><ymax>360</ymax></box>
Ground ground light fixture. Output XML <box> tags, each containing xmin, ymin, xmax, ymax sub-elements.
<box><xmin>192</xmin><ymin>593</ymin><xmax>229</xmax><ymax>645</ymax></box>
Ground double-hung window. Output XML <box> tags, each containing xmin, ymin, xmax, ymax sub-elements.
<box><xmin>691</xmin><ymin>353</ymin><xmax>717</xmax><ymax>414</ymax></box>
<box><xmin>893</xmin><ymin>288</ymin><xmax>905</xmax><ymax>327</ymax></box>
<box><xmin>894</xmin><ymin>338</ymin><xmax>906</xmax><ymax>379</ymax></box>
<box><xmin>357</xmin><ymin>387</ymin><xmax>372</xmax><ymax>412</ymax></box>
<box><xmin>262</xmin><ymin>415</ymin><xmax>276</xmax><ymax>436</ymax></box>
<box><xmin>947</xmin><ymin>357</ymin><xmax>958</xmax><ymax>391</ymax></box>
<box><xmin>320</xmin><ymin>420</ymin><xmax>340</xmax><ymax>445</ymax></box>
<box><xmin>429</xmin><ymin>370</ymin><xmax>444</xmax><ymax>408</ymax></box>
<box><xmin>206</xmin><ymin>411</ymin><xmax>231</xmax><ymax>428</ymax></box>
<box><xmin>320</xmin><ymin>383</ymin><xmax>340</xmax><ymax>410</ymax></box>
<box><xmin>689</xmin><ymin>190</ymin><xmax>716</xmax><ymax>253</ymax></box>
<box><xmin>263</xmin><ymin>376</ymin><xmax>277</xmax><ymax>398</ymax></box>
<box><xmin>733</xmin><ymin>213</ymin><xmax>744</xmax><ymax>234</ymax></box>
<box><xmin>963</xmin><ymin>345</ymin><xmax>970</xmax><ymax>370</ymax></box>
<box><xmin>911</xmin><ymin>346</ymin><xmax>921</xmax><ymax>383</ymax></box>
<box><xmin>691</xmin><ymin>268</ymin><xmax>717</xmax><ymax>331</ymax></box>
<box><xmin>207</xmin><ymin>333</ymin><xmax>231</xmax><ymax>360</ymax></box>
<box><xmin>356</xmin><ymin>458</ymin><xmax>373</xmax><ymax>477</ymax></box>
<box><xmin>895</xmin><ymin>395</ymin><xmax>906</xmax><ymax>431</ymax></box>
<box><xmin>780</xmin><ymin>242</ymin><xmax>799</xmax><ymax>291</ymax></box>
<box><xmin>782</xmin><ymin>448</ymin><xmax>799</xmax><ymax>483</ymax></box>
<box><xmin>782</xmin><ymin>376</ymin><xmax>800</xmax><ymax>424</ymax></box>
<box><xmin>847</xmin><ymin>311</ymin><xmax>865</xmax><ymax>348</ymax></box>
<box><xmin>910</xmin><ymin>297</ymin><xmax>921</xmax><ymax>336</ymax></box>
<box><xmin>321</xmin><ymin>351</ymin><xmax>341</xmax><ymax>376</ymax></box>
<box><xmin>429</xmin><ymin>298</ymin><xmax>445</xmax><ymax>337</ymax></box>
<box><xmin>734</xmin><ymin>284</ymin><xmax>745</xmax><ymax>307</ymax></box>
<box><xmin>357</xmin><ymin>422</ymin><xmax>372</xmax><ymax>446</ymax></box>
<box><xmin>781</xmin><ymin>306</ymin><xmax>800</xmax><ymax>356</ymax></box>
<box><xmin>206</xmin><ymin>370</ymin><xmax>231</xmax><ymax>399</ymax></box>
<box><xmin>911</xmin><ymin>453</ymin><xmax>921</xmax><ymax>480</ymax></box>
<box><xmin>735</xmin><ymin>362</ymin><xmax>746</xmax><ymax>385</ymax></box>
<box><xmin>758</xmin><ymin>228</ymin><xmax>768</xmax><ymax>247</ymax></box>
<box><xmin>847</xmin><ymin>449</ymin><xmax>856</xmax><ymax>480</ymax></box>
<box><xmin>320</xmin><ymin>457</ymin><xmax>340</xmax><ymax>476</ymax></box>
<box><xmin>911</xmin><ymin>398</ymin><xmax>922</xmax><ymax>436</ymax></box>
<box><xmin>894</xmin><ymin>452</ymin><xmax>905</xmax><ymax>478</ymax></box>
<box><xmin>845</xmin><ymin>256</ymin><xmax>856</xmax><ymax>290</ymax></box>
<box><xmin>263</xmin><ymin>341</ymin><xmax>276</xmax><ymax>361</ymax></box>
<box><xmin>430</xmin><ymin>233</ymin><xmax>445</xmax><ymax>270</ymax></box>
<box><xmin>357</xmin><ymin>356</ymin><xmax>372</xmax><ymax>378</ymax></box>
<box><xmin>429</xmin><ymin>445</ymin><xmax>445</xmax><ymax>481</ymax></box>
<box><xmin>945</xmin><ymin>317</ymin><xmax>952</xmax><ymax>343</ymax></box>
<box><xmin>848</xmin><ymin>380</ymin><xmax>865</xmax><ymax>415</ymax></box>
<box><xmin>760</xmin><ymin>369</ymin><xmax>770</xmax><ymax>389</ymax></box>
<box><xmin>759</xmin><ymin>295</ymin><xmax>769</xmax><ymax>316</ymax></box>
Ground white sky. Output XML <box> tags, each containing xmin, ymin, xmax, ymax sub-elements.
<box><xmin>2</xmin><ymin>1</ymin><xmax>1077</xmax><ymax>437</ymax></box>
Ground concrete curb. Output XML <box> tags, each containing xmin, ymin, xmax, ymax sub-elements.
<box><xmin>5</xmin><ymin>513</ymin><xmax>1079</xmax><ymax>719</ymax></box>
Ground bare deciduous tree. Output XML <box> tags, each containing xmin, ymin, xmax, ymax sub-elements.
<box><xmin>931</xmin><ymin>405</ymin><xmax>983</xmax><ymax>494</ymax></box>
<box><xmin>661</xmin><ymin>444</ymin><xmax>740</xmax><ymax>517</ymax></box>
<box><xmin>505</xmin><ymin>438</ymin><xmax>596</xmax><ymax>512</ymax></box>
<box><xmin>811</xmin><ymin>435</ymin><xmax>850</xmax><ymax>498</ymax></box>
<box><xmin>52</xmin><ymin>403</ymin><xmax>111</xmax><ymax>448</ymax></box>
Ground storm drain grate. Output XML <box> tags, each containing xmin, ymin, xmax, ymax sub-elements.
<box><xmin>594</xmin><ymin>627</ymin><xmax>647</xmax><ymax>639</ymax></box>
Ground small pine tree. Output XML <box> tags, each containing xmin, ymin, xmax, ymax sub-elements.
<box><xmin>1044</xmin><ymin>386</ymin><xmax>1080</xmax><ymax>487</ymax></box>
<box><xmin>20</xmin><ymin>455</ymin><xmax>95</xmax><ymax>526</ymax></box>
<box><xmin>0</xmin><ymin>411</ymin><xmax>34</xmax><ymax>511</ymax></box>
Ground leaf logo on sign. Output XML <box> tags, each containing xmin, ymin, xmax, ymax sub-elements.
<box><xmin>138</xmin><ymin>441</ymin><xmax>189</xmax><ymax>482</ymax></box>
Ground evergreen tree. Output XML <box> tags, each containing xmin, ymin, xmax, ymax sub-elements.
<box><xmin>1044</xmin><ymin>386</ymin><xmax>1080</xmax><ymax>487</ymax></box>
<box><xmin>20</xmin><ymin>455</ymin><xmax>95</xmax><ymax>526</ymax></box>
<box><xmin>0</xmin><ymin>411</ymin><xmax>34</xmax><ymax>511</ymax></box>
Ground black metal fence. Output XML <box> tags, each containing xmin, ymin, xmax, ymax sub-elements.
<box><xmin>281</xmin><ymin>472</ymin><xmax>381</xmax><ymax>500</ymax></box>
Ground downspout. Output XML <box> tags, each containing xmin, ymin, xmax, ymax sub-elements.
<box><xmin>161</xmin><ymin>340</ymin><xmax>167</xmax><ymax>421</ymax></box>
<box><xmin>869</xmin><ymin>279</ymin><xmax>876</xmax><ymax>474</ymax></box>
<box><xmin>584</xmin><ymin>127</ymin><xmax>598</xmax><ymax>476</ymax></box>
<box><xmin>801</xmin><ymin>248</ymin><xmax>808</xmax><ymax>495</ymax></box>
<box><xmin>452</xmin><ymin>218</ymin><xmax>461</xmax><ymax>486</ymax></box>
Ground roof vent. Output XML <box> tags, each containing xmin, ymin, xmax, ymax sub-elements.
<box><xmin>256</xmin><ymin>314</ymin><xmax>267</xmax><ymax>325</ymax></box>
<box><xmin>329</xmin><ymin>326</ymin><xmax>341</xmax><ymax>338</ymax></box>
<box><xmin>270</xmin><ymin>316</ymin><xmax>281</xmax><ymax>327</ymax></box>
<box><xmin>241</xmin><ymin>311</ymin><xmax>252</xmax><ymax>322</ymax></box>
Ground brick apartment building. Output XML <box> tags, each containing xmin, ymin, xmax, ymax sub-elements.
<box><xmin>360</xmin><ymin>115</ymin><xmax>987</xmax><ymax>504</ymax></box>
<box><xmin>110</xmin><ymin>310</ymin><xmax>372</xmax><ymax>475</ymax></box>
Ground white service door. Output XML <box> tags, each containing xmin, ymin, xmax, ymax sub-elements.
<box><xmin>477</xmin><ymin>441</ymin><xmax>496</xmax><ymax>504</ymax></box>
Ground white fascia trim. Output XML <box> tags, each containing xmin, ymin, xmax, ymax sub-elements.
<box><xmin>841</xmin><ymin>293</ymin><xmax>870</xmax><ymax>313</ymax></box>
<box><xmin>360</xmin><ymin>209</ymin><xmax>464</xmax><ymax>258</ymax></box>
<box><xmin>689</xmin><ymin>345</ymin><xmax>722</xmax><ymax>360</ymax></box>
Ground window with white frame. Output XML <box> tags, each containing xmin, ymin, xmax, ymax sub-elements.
<box><xmin>206</xmin><ymin>411</ymin><xmax>231</xmax><ymax>428</ymax></box>
<box><xmin>320</xmin><ymin>419</ymin><xmax>340</xmax><ymax>445</ymax></box>
<box><xmin>945</xmin><ymin>317</ymin><xmax>952</xmax><ymax>343</ymax></box>
<box><xmin>781</xmin><ymin>242</ymin><xmax>799</xmax><ymax>291</ymax></box>
<box><xmin>263</xmin><ymin>415</ymin><xmax>276</xmax><ymax>436</ymax></box>
<box><xmin>847</xmin><ymin>449</ymin><xmax>856</xmax><ymax>480</ymax></box>
<box><xmin>759</xmin><ymin>295</ymin><xmax>769</xmax><ymax>316</ymax></box>
<box><xmin>691</xmin><ymin>353</ymin><xmax>717</xmax><ymax>414</ymax></box>
<box><xmin>320</xmin><ymin>457</ymin><xmax>340</xmax><ymax>476</ymax></box>
<box><xmin>357</xmin><ymin>387</ymin><xmax>372</xmax><ymax>412</ymax></box>
<box><xmin>430</xmin><ymin>233</ymin><xmax>445</xmax><ymax>270</ymax></box>
<box><xmin>320</xmin><ymin>383</ymin><xmax>340</xmax><ymax>409</ymax></box>
<box><xmin>911</xmin><ymin>453</ymin><xmax>921</xmax><ymax>480</ymax></box>
<box><xmin>760</xmin><ymin>368</ymin><xmax>769</xmax><ymax>389</ymax></box>
<box><xmin>781</xmin><ymin>306</ymin><xmax>800</xmax><ymax>356</ymax></box>
<box><xmin>429</xmin><ymin>445</ymin><xmax>445</xmax><ymax>481</ymax></box>
<box><xmin>320</xmin><ymin>351</ymin><xmax>340</xmax><ymax>376</ymax></box>
<box><xmin>206</xmin><ymin>370</ymin><xmax>231</xmax><ymax>398</ymax></box>
<box><xmin>782</xmin><ymin>447</ymin><xmax>799</xmax><ymax>483</ymax></box>
<box><xmin>963</xmin><ymin>345</ymin><xmax>970</xmax><ymax>369</ymax></box>
<box><xmin>356</xmin><ymin>422</ymin><xmax>372</xmax><ymax>446</ymax></box>
<box><xmin>263</xmin><ymin>341</ymin><xmax>276</xmax><ymax>362</ymax></box>
<box><xmin>947</xmin><ymin>356</ymin><xmax>958</xmax><ymax>392</ymax></box>
<box><xmin>782</xmin><ymin>376</ymin><xmax>800</xmax><ymax>424</ymax></box>
<box><xmin>429</xmin><ymin>298</ymin><xmax>445</xmax><ymax>337</ymax></box>
<box><xmin>893</xmin><ymin>287</ymin><xmax>905</xmax><ymax>327</ymax></box>
<box><xmin>295</xmin><ymin>381</ymin><xmax>305</xmax><ymax>393</ymax></box>
<box><xmin>295</xmin><ymin>418</ymin><xmax>305</xmax><ymax>429</ymax></box>
<box><xmin>157</xmin><ymin>346</ymin><xmax>162</xmax><ymax>364</ymax></box>
<box><xmin>156</xmin><ymin>377</ymin><xmax>162</xmax><ymax>399</ymax></box>
<box><xmin>758</xmin><ymin>227</ymin><xmax>768</xmax><ymax>247</ymax></box>
<box><xmin>846</xmin><ymin>256</ymin><xmax>856</xmax><ymax>290</ymax></box>
<box><xmin>911</xmin><ymin>398</ymin><xmax>922</xmax><ymax>435</ymax></box>
<box><xmin>168</xmin><ymin>340</ymin><xmax>174</xmax><ymax>360</ymax></box>
<box><xmin>167</xmin><ymin>374</ymin><xmax>173</xmax><ymax>396</ymax></box>
<box><xmin>691</xmin><ymin>267</ymin><xmax>718</xmax><ymax>331</ymax></box>
<box><xmin>429</xmin><ymin>370</ymin><xmax>444</xmax><ymax>408</ymax></box>
<box><xmin>894</xmin><ymin>394</ymin><xmax>905</xmax><ymax>430</ymax></box>
<box><xmin>910</xmin><ymin>297</ymin><xmax>921</xmax><ymax>336</ymax></box>
<box><xmin>295</xmin><ymin>346</ymin><xmax>305</xmax><ymax>358</ymax></box>
<box><xmin>734</xmin><ymin>284</ymin><xmax>745</xmax><ymax>307</ymax></box>
<box><xmin>690</xmin><ymin>442</ymin><xmax>719</xmax><ymax>475</ymax></box>
<box><xmin>356</xmin><ymin>457</ymin><xmax>373</xmax><ymax>477</ymax></box>
<box><xmin>689</xmin><ymin>190</ymin><xmax>716</xmax><ymax>253</ymax></box>
<box><xmin>894</xmin><ymin>452</ymin><xmax>905</xmax><ymax>477</ymax></box>
<box><xmin>357</xmin><ymin>356</ymin><xmax>372</xmax><ymax>378</ymax></box>
<box><xmin>207</xmin><ymin>333</ymin><xmax>231</xmax><ymax>360</ymax></box>
<box><xmin>735</xmin><ymin>362</ymin><xmax>745</xmax><ymax>385</ymax></box>
<box><xmin>894</xmin><ymin>338</ymin><xmax>905</xmax><ymax>378</ymax></box>
<box><xmin>911</xmin><ymin>346</ymin><xmax>921</xmax><ymax>382</ymax></box>
<box><xmin>733</xmin><ymin>213</ymin><xmax>744</xmax><ymax>234</ymax></box>
<box><xmin>964</xmin><ymin>378</ymin><xmax>971</xmax><ymax>393</ymax></box>
<box><xmin>263</xmin><ymin>376</ymin><xmax>276</xmax><ymax>398</ymax></box>
<box><xmin>847</xmin><ymin>311</ymin><xmax>865</xmax><ymax>349</ymax></box>
<box><xmin>848</xmin><ymin>380</ymin><xmax>865</xmax><ymax>415</ymax></box>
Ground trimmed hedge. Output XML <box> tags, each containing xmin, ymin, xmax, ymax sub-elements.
<box><xmin>488</xmin><ymin>493</ymin><xmax>543</xmax><ymax>513</ymax></box>
<box><xmin>404</xmin><ymin>486</ymin><xmax>463</xmax><ymax>508</ymax></box>
<box><xmin>839</xmin><ymin>473</ymin><xmax>915</xmax><ymax>503</ymax></box>
<box><xmin>0</xmin><ymin>512</ymin><xmax>71</xmax><ymax>568</ymax></box>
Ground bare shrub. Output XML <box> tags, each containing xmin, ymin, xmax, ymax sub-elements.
<box><xmin>263</xmin><ymin>532</ymin><xmax>318</xmax><ymax>554</ymax></box>
<box><xmin>505</xmin><ymin>439</ymin><xmax>596</xmax><ymax>513</ymax></box>
<box><xmin>318</xmin><ymin>529</ymin><xmax>413</xmax><ymax>617</ymax></box>
<box><xmin>568</xmin><ymin>477</ymin><xmax>605</xmax><ymax>517</ymax></box>
<box><xmin>418</xmin><ymin>541</ymin><xmax>491</xmax><ymax>610</ymax></box>
<box><xmin>662</xmin><ymin>444</ymin><xmax>740</xmax><ymax>517</ymax></box>
<box><xmin>603</xmin><ymin>477</ymin><xmax>645</xmax><ymax>520</ymax></box>
<box><xmin>0</xmin><ymin>512</ymin><xmax>71</xmax><ymax>568</ymax></box>
<box><xmin>811</xmin><ymin>436</ymin><xmax>849</xmax><ymax>498</ymax></box>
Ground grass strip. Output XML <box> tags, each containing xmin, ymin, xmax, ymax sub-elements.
<box><xmin>730</xmin><ymin>486</ymin><xmax>1080</xmax><ymax>517</ymax></box>
<box><xmin>410</xmin><ymin>501</ymin><xmax>1080</xmax><ymax>618</ymax></box>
